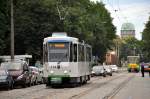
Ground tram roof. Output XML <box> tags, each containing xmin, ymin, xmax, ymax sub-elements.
<box><xmin>43</xmin><ymin>36</ymin><xmax>78</xmax><ymax>44</ymax></box>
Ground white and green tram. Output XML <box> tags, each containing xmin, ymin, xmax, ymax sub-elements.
<box><xmin>43</xmin><ymin>32</ymin><xmax>92</xmax><ymax>86</ymax></box>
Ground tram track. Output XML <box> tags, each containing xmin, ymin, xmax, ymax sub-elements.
<box><xmin>0</xmin><ymin>73</ymin><xmax>130</xmax><ymax>99</ymax></box>
<box><xmin>36</xmin><ymin>76</ymin><xmax>105</xmax><ymax>99</ymax></box>
<box><xmin>68</xmin><ymin>73</ymin><xmax>128</xmax><ymax>99</ymax></box>
<box><xmin>0</xmin><ymin>77</ymin><xmax>97</xmax><ymax>99</ymax></box>
<box><xmin>35</xmin><ymin>73</ymin><xmax>126</xmax><ymax>99</ymax></box>
<box><xmin>102</xmin><ymin>75</ymin><xmax>135</xmax><ymax>99</ymax></box>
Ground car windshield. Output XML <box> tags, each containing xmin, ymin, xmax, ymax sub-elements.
<box><xmin>29</xmin><ymin>67</ymin><xmax>38</xmax><ymax>72</ymax></box>
<box><xmin>104</xmin><ymin>66</ymin><xmax>110</xmax><ymax>69</ymax></box>
<box><xmin>0</xmin><ymin>62</ymin><xmax>22</xmax><ymax>70</ymax></box>
<box><xmin>93</xmin><ymin>66</ymin><xmax>103</xmax><ymax>70</ymax></box>
<box><xmin>111</xmin><ymin>65</ymin><xmax>117</xmax><ymax>68</ymax></box>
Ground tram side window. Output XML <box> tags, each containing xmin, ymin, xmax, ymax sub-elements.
<box><xmin>89</xmin><ymin>47</ymin><xmax>92</xmax><ymax>61</ymax></box>
<box><xmin>86</xmin><ymin>47</ymin><xmax>89</xmax><ymax>62</ymax></box>
<box><xmin>78</xmin><ymin>45</ymin><xmax>85</xmax><ymax>62</ymax></box>
<box><xmin>82</xmin><ymin>45</ymin><xmax>85</xmax><ymax>61</ymax></box>
<box><xmin>73</xmin><ymin>44</ymin><xmax>77</xmax><ymax>62</ymax></box>
<box><xmin>69</xmin><ymin>43</ymin><xmax>77</xmax><ymax>62</ymax></box>
<box><xmin>78</xmin><ymin>45</ymin><xmax>81</xmax><ymax>61</ymax></box>
<box><xmin>86</xmin><ymin>47</ymin><xmax>91</xmax><ymax>62</ymax></box>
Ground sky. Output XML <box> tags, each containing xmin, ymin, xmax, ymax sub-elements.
<box><xmin>90</xmin><ymin>0</ymin><xmax>150</xmax><ymax>40</ymax></box>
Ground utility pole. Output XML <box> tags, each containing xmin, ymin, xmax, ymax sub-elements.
<box><xmin>11</xmin><ymin>0</ymin><xmax>14</xmax><ymax>61</ymax></box>
<box><xmin>133</xmin><ymin>47</ymin><xmax>136</xmax><ymax>56</ymax></box>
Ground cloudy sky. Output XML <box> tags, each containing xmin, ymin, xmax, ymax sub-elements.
<box><xmin>90</xmin><ymin>0</ymin><xmax>150</xmax><ymax>40</ymax></box>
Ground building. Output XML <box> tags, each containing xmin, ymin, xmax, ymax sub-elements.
<box><xmin>105</xmin><ymin>51</ymin><xmax>118</xmax><ymax>65</ymax></box>
<box><xmin>121</xmin><ymin>23</ymin><xmax>135</xmax><ymax>38</ymax></box>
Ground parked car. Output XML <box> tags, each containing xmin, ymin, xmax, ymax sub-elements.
<box><xmin>0</xmin><ymin>61</ymin><xmax>31</xmax><ymax>88</ymax></box>
<box><xmin>143</xmin><ymin>63</ymin><xmax>150</xmax><ymax>72</ymax></box>
<box><xmin>0</xmin><ymin>69</ymin><xmax>14</xmax><ymax>89</ymax></box>
<box><xmin>110</xmin><ymin>65</ymin><xmax>118</xmax><ymax>72</ymax></box>
<box><xmin>29</xmin><ymin>66</ymin><xmax>43</xmax><ymax>85</ymax></box>
<box><xmin>29</xmin><ymin>66</ymin><xmax>38</xmax><ymax>85</ymax></box>
<box><xmin>103</xmin><ymin>65</ymin><xmax>112</xmax><ymax>76</ymax></box>
<box><xmin>92</xmin><ymin>66</ymin><xmax>106</xmax><ymax>77</ymax></box>
<box><xmin>38</xmin><ymin>67</ymin><xmax>44</xmax><ymax>84</ymax></box>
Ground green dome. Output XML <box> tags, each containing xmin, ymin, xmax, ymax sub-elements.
<box><xmin>121</xmin><ymin>23</ymin><xmax>135</xmax><ymax>30</ymax></box>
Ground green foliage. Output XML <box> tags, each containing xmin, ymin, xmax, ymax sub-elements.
<box><xmin>142</xmin><ymin>16</ymin><xmax>150</xmax><ymax>61</ymax></box>
<box><xmin>0</xmin><ymin>0</ymin><xmax>10</xmax><ymax>55</ymax></box>
<box><xmin>0</xmin><ymin>0</ymin><xmax>116</xmax><ymax>63</ymax></box>
<box><xmin>120</xmin><ymin>37</ymin><xmax>142</xmax><ymax>61</ymax></box>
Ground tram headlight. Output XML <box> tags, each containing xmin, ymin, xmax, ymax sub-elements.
<box><xmin>50</xmin><ymin>70</ymin><xmax>54</xmax><ymax>74</ymax></box>
<box><xmin>64</xmin><ymin>70</ymin><xmax>68</xmax><ymax>74</ymax></box>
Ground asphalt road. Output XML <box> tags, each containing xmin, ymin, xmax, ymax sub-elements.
<box><xmin>111</xmin><ymin>72</ymin><xmax>150</xmax><ymax>99</ymax></box>
<box><xmin>0</xmin><ymin>72</ymin><xmax>149</xmax><ymax>99</ymax></box>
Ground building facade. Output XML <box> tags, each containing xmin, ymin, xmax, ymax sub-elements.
<box><xmin>121</xmin><ymin>23</ymin><xmax>135</xmax><ymax>38</ymax></box>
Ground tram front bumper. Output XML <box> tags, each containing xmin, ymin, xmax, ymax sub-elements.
<box><xmin>47</xmin><ymin>75</ymin><xmax>70</xmax><ymax>85</ymax></box>
<box><xmin>51</xmin><ymin>77</ymin><xmax>62</xmax><ymax>84</ymax></box>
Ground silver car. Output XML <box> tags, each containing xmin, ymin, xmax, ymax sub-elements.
<box><xmin>92</xmin><ymin>66</ymin><xmax>106</xmax><ymax>77</ymax></box>
<box><xmin>29</xmin><ymin>66</ymin><xmax>43</xmax><ymax>85</ymax></box>
<box><xmin>110</xmin><ymin>65</ymin><xmax>118</xmax><ymax>72</ymax></box>
<box><xmin>0</xmin><ymin>69</ymin><xmax>14</xmax><ymax>89</ymax></box>
<box><xmin>103</xmin><ymin>65</ymin><xmax>112</xmax><ymax>76</ymax></box>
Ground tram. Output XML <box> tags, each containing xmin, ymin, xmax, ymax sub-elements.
<box><xmin>43</xmin><ymin>32</ymin><xmax>92</xmax><ymax>86</ymax></box>
<box><xmin>127</xmin><ymin>56</ymin><xmax>140</xmax><ymax>72</ymax></box>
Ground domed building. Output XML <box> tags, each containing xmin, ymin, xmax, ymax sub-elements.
<box><xmin>121</xmin><ymin>23</ymin><xmax>135</xmax><ymax>38</ymax></box>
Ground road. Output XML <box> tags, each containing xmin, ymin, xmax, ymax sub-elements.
<box><xmin>111</xmin><ymin>72</ymin><xmax>150</xmax><ymax>99</ymax></box>
<box><xmin>0</xmin><ymin>72</ymin><xmax>149</xmax><ymax>99</ymax></box>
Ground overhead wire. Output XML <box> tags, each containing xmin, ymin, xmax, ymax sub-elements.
<box><xmin>117</xmin><ymin>0</ymin><xmax>128</xmax><ymax>22</ymax></box>
<box><xmin>106</xmin><ymin>0</ymin><xmax>121</xmax><ymax>22</ymax></box>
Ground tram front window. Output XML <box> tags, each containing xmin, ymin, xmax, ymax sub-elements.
<box><xmin>127</xmin><ymin>57</ymin><xmax>139</xmax><ymax>64</ymax></box>
<box><xmin>48</xmin><ymin>42</ymin><xmax>69</xmax><ymax>62</ymax></box>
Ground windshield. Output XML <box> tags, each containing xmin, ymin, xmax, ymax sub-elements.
<box><xmin>111</xmin><ymin>65</ymin><xmax>117</xmax><ymax>68</ymax></box>
<box><xmin>93</xmin><ymin>66</ymin><xmax>103</xmax><ymax>70</ymax></box>
<box><xmin>29</xmin><ymin>67</ymin><xmax>38</xmax><ymax>72</ymax></box>
<box><xmin>48</xmin><ymin>42</ymin><xmax>69</xmax><ymax>62</ymax></box>
<box><xmin>0</xmin><ymin>62</ymin><xmax>22</xmax><ymax>70</ymax></box>
<box><xmin>127</xmin><ymin>56</ymin><xmax>139</xmax><ymax>63</ymax></box>
<box><xmin>104</xmin><ymin>66</ymin><xmax>110</xmax><ymax>69</ymax></box>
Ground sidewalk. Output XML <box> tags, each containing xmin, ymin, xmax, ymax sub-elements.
<box><xmin>113</xmin><ymin>73</ymin><xmax>150</xmax><ymax>99</ymax></box>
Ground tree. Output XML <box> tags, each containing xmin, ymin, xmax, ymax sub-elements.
<box><xmin>0</xmin><ymin>0</ymin><xmax>10</xmax><ymax>55</ymax></box>
<box><xmin>142</xmin><ymin>16</ymin><xmax>150</xmax><ymax>61</ymax></box>
<box><xmin>0</xmin><ymin>0</ymin><xmax>116</xmax><ymax>64</ymax></box>
<box><xmin>120</xmin><ymin>37</ymin><xmax>142</xmax><ymax>61</ymax></box>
